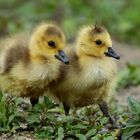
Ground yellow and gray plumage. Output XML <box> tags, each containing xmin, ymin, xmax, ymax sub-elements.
<box><xmin>48</xmin><ymin>25</ymin><xmax>120</xmax><ymax>127</ymax></box>
<box><xmin>0</xmin><ymin>23</ymin><xmax>69</xmax><ymax>102</ymax></box>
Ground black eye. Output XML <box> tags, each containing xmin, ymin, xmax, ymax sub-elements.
<box><xmin>48</xmin><ymin>41</ymin><xmax>56</xmax><ymax>48</ymax></box>
<box><xmin>95</xmin><ymin>40</ymin><xmax>102</xmax><ymax>45</ymax></box>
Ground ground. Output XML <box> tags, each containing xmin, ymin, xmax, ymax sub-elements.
<box><xmin>114</xmin><ymin>41</ymin><xmax>140</xmax><ymax>105</ymax></box>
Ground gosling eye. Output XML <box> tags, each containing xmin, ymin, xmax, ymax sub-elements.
<box><xmin>95</xmin><ymin>40</ymin><xmax>102</xmax><ymax>45</ymax></box>
<box><xmin>48</xmin><ymin>41</ymin><xmax>56</xmax><ymax>48</ymax></box>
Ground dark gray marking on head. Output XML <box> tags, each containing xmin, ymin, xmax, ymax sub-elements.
<box><xmin>45</xmin><ymin>26</ymin><xmax>62</xmax><ymax>38</ymax></box>
<box><xmin>90</xmin><ymin>26</ymin><xmax>106</xmax><ymax>35</ymax></box>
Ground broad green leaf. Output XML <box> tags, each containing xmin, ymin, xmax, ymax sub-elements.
<box><xmin>127</xmin><ymin>96</ymin><xmax>140</xmax><ymax>116</ymax></box>
<box><xmin>46</xmin><ymin>126</ymin><xmax>54</xmax><ymax>133</ymax></box>
<box><xmin>7</xmin><ymin>113</ymin><xmax>17</xmax><ymax>125</ymax></box>
<box><xmin>100</xmin><ymin>117</ymin><xmax>108</xmax><ymax>125</ymax></box>
<box><xmin>47</xmin><ymin>108</ymin><xmax>64</xmax><ymax>114</ymax></box>
<box><xmin>73</xmin><ymin>123</ymin><xmax>87</xmax><ymax>129</ymax></box>
<box><xmin>126</xmin><ymin>119</ymin><xmax>140</xmax><ymax>128</ymax></box>
<box><xmin>76</xmin><ymin>134</ymin><xmax>87</xmax><ymax>140</ymax></box>
<box><xmin>85</xmin><ymin>128</ymin><xmax>96</xmax><ymax>138</ymax></box>
<box><xmin>44</xmin><ymin>96</ymin><xmax>54</xmax><ymax>109</ymax></box>
<box><xmin>46</xmin><ymin>113</ymin><xmax>55</xmax><ymax>121</ymax></box>
<box><xmin>26</xmin><ymin>113</ymin><xmax>40</xmax><ymax>124</ymax></box>
<box><xmin>57</xmin><ymin>127</ymin><xmax>64</xmax><ymax>140</ymax></box>
<box><xmin>122</xmin><ymin>127</ymin><xmax>140</xmax><ymax>140</ymax></box>
<box><xmin>32</xmin><ymin>103</ymin><xmax>43</xmax><ymax>112</ymax></box>
<box><xmin>91</xmin><ymin>135</ymin><xmax>100</xmax><ymax>140</ymax></box>
<box><xmin>62</xmin><ymin>115</ymin><xmax>76</xmax><ymax>123</ymax></box>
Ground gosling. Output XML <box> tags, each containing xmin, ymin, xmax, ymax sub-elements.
<box><xmin>48</xmin><ymin>25</ymin><xmax>120</xmax><ymax>127</ymax></box>
<box><xmin>0</xmin><ymin>22</ymin><xmax>69</xmax><ymax>105</ymax></box>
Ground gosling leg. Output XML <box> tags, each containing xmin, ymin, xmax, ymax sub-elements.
<box><xmin>30</xmin><ymin>97</ymin><xmax>39</xmax><ymax>106</ymax></box>
<box><xmin>63</xmin><ymin>102</ymin><xmax>70</xmax><ymax>116</ymax></box>
<box><xmin>99</xmin><ymin>101</ymin><xmax>119</xmax><ymax>128</ymax></box>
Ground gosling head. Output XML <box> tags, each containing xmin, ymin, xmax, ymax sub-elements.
<box><xmin>29</xmin><ymin>23</ymin><xmax>69</xmax><ymax>64</ymax></box>
<box><xmin>76</xmin><ymin>25</ymin><xmax>120</xmax><ymax>60</ymax></box>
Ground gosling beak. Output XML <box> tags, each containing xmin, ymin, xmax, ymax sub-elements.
<box><xmin>55</xmin><ymin>50</ymin><xmax>69</xmax><ymax>64</ymax></box>
<box><xmin>104</xmin><ymin>47</ymin><xmax>120</xmax><ymax>60</ymax></box>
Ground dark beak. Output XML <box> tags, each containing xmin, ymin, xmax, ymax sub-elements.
<box><xmin>55</xmin><ymin>50</ymin><xmax>69</xmax><ymax>64</ymax></box>
<box><xmin>104</xmin><ymin>47</ymin><xmax>120</xmax><ymax>60</ymax></box>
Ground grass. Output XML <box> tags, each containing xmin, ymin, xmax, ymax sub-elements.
<box><xmin>0</xmin><ymin>91</ymin><xmax>130</xmax><ymax>140</ymax></box>
<box><xmin>1</xmin><ymin>0</ymin><xmax>140</xmax><ymax>46</ymax></box>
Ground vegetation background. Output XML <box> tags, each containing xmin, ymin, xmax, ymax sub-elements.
<box><xmin>0</xmin><ymin>0</ymin><xmax>140</xmax><ymax>45</ymax></box>
<box><xmin>0</xmin><ymin>0</ymin><xmax>140</xmax><ymax>139</ymax></box>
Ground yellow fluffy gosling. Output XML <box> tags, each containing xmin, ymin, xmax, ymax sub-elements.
<box><xmin>0</xmin><ymin>23</ymin><xmax>69</xmax><ymax>105</ymax></box>
<box><xmin>48</xmin><ymin>25</ymin><xmax>120</xmax><ymax>127</ymax></box>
